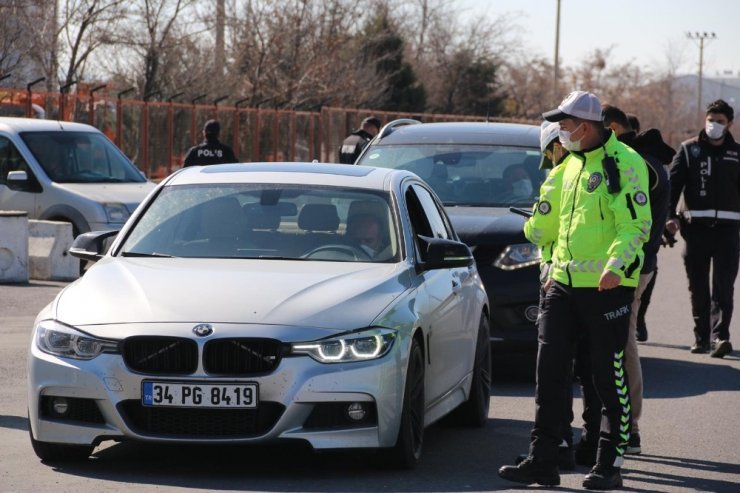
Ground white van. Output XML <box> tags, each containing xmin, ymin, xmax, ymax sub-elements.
<box><xmin>0</xmin><ymin>117</ymin><xmax>156</xmax><ymax>236</ymax></box>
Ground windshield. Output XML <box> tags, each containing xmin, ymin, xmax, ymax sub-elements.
<box><xmin>120</xmin><ymin>184</ymin><xmax>400</xmax><ymax>262</ymax></box>
<box><xmin>21</xmin><ymin>131</ymin><xmax>146</xmax><ymax>183</ymax></box>
<box><xmin>357</xmin><ymin>144</ymin><xmax>546</xmax><ymax>207</ymax></box>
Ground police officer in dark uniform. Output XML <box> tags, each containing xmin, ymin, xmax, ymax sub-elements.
<box><xmin>338</xmin><ymin>116</ymin><xmax>381</xmax><ymax>164</ymax></box>
<box><xmin>666</xmin><ymin>99</ymin><xmax>740</xmax><ymax>358</ymax></box>
<box><xmin>183</xmin><ymin>119</ymin><xmax>238</xmax><ymax>167</ymax></box>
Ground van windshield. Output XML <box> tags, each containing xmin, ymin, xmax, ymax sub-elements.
<box><xmin>21</xmin><ymin>131</ymin><xmax>146</xmax><ymax>183</ymax></box>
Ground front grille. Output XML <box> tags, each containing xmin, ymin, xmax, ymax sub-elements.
<box><xmin>118</xmin><ymin>400</ymin><xmax>284</xmax><ymax>437</ymax></box>
<box><xmin>203</xmin><ymin>338</ymin><xmax>282</xmax><ymax>375</ymax></box>
<box><xmin>123</xmin><ymin>336</ymin><xmax>198</xmax><ymax>374</ymax></box>
<box><xmin>40</xmin><ymin>396</ymin><xmax>106</xmax><ymax>424</ymax></box>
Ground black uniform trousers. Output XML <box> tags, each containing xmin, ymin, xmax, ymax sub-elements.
<box><xmin>536</xmin><ymin>284</ymin><xmax>601</xmax><ymax>448</ymax></box>
<box><xmin>530</xmin><ymin>281</ymin><xmax>634</xmax><ymax>468</ymax></box>
<box><xmin>681</xmin><ymin>223</ymin><xmax>740</xmax><ymax>343</ymax></box>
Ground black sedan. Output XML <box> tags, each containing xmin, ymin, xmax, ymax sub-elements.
<box><xmin>355</xmin><ymin>120</ymin><xmax>545</xmax><ymax>353</ymax></box>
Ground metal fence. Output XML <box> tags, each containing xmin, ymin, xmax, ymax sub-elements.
<box><xmin>0</xmin><ymin>87</ymin><xmax>536</xmax><ymax>179</ymax></box>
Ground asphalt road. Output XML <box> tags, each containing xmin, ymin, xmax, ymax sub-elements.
<box><xmin>1</xmin><ymin>239</ymin><xmax>739</xmax><ymax>492</ymax></box>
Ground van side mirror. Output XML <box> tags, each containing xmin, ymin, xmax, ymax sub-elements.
<box><xmin>7</xmin><ymin>170</ymin><xmax>29</xmax><ymax>191</ymax></box>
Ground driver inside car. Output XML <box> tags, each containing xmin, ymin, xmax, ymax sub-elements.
<box><xmin>347</xmin><ymin>213</ymin><xmax>387</xmax><ymax>258</ymax></box>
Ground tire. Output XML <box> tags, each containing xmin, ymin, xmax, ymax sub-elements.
<box><xmin>449</xmin><ymin>313</ymin><xmax>492</xmax><ymax>427</ymax></box>
<box><xmin>28</xmin><ymin>421</ymin><xmax>93</xmax><ymax>462</ymax></box>
<box><xmin>388</xmin><ymin>337</ymin><xmax>425</xmax><ymax>469</ymax></box>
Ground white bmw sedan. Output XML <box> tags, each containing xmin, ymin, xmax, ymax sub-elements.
<box><xmin>27</xmin><ymin>163</ymin><xmax>490</xmax><ymax>468</ymax></box>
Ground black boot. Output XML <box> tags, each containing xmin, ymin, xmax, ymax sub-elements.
<box><xmin>498</xmin><ymin>456</ymin><xmax>560</xmax><ymax>486</ymax></box>
<box><xmin>583</xmin><ymin>464</ymin><xmax>623</xmax><ymax>490</ymax></box>
<box><xmin>515</xmin><ymin>446</ymin><xmax>575</xmax><ymax>471</ymax></box>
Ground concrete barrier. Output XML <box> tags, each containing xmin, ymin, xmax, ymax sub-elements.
<box><xmin>28</xmin><ymin>220</ymin><xmax>78</xmax><ymax>281</ymax></box>
<box><xmin>0</xmin><ymin>211</ymin><xmax>29</xmax><ymax>283</ymax></box>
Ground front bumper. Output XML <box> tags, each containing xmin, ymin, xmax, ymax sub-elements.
<box><xmin>28</xmin><ymin>339</ymin><xmax>407</xmax><ymax>450</ymax></box>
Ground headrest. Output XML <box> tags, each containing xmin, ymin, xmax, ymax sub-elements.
<box><xmin>298</xmin><ymin>204</ymin><xmax>339</xmax><ymax>232</ymax></box>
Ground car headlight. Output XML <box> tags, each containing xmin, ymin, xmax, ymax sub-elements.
<box><xmin>35</xmin><ymin>320</ymin><xmax>119</xmax><ymax>360</ymax></box>
<box><xmin>291</xmin><ymin>328</ymin><xmax>396</xmax><ymax>363</ymax></box>
<box><xmin>103</xmin><ymin>202</ymin><xmax>131</xmax><ymax>223</ymax></box>
<box><xmin>493</xmin><ymin>243</ymin><xmax>541</xmax><ymax>270</ymax></box>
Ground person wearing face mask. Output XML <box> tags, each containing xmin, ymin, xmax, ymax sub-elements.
<box><xmin>502</xmin><ymin>164</ymin><xmax>534</xmax><ymax>202</ymax></box>
<box><xmin>499</xmin><ymin>91</ymin><xmax>652</xmax><ymax>491</ymax></box>
<box><xmin>666</xmin><ymin>99</ymin><xmax>740</xmax><ymax>358</ymax></box>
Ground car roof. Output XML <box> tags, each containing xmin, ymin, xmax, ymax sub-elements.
<box><xmin>372</xmin><ymin>121</ymin><xmax>540</xmax><ymax>147</ymax></box>
<box><xmin>0</xmin><ymin>117</ymin><xmax>100</xmax><ymax>134</ymax></box>
<box><xmin>166</xmin><ymin>162</ymin><xmax>414</xmax><ymax>190</ymax></box>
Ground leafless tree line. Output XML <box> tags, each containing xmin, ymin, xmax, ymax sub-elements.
<box><xmin>1</xmin><ymin>0</ymin><xmax>698</xmax><ymax>145</ymax></box>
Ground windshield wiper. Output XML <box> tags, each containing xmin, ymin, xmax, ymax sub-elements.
<box><xmin>121</xmin><ymin>251</ymin><xmax>175</xmax><ymax>258</ymax></box>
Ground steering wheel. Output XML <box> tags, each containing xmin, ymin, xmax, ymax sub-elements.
<box><xmin>302</xmin><ymin>244</ymin><xmax>372</xmax><ymax>261</ymax></box>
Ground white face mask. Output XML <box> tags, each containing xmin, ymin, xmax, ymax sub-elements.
<box><xmin>511</xmin><ymin>178</ymin><xmax>533</xmax><ymax>198</ymax></box>
<box><xmin>705</xmin><ymin>121</ymin><xmax>726</xmax><ymax>140</ymax></box>
<box><xmin>559</xmin><ymin>124</ymin><xmax>584</xmax><ymax>152</ymax></box>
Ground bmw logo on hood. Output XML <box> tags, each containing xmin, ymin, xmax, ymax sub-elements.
<box><xmin>192</xmin><ymin>323</ymin><xmax>214</xmax><ymax>337</ymax></box>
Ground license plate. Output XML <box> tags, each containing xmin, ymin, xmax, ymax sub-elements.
<box><xmin>142</xmin><ymin>381</ymin><xmax>258</xmax><ymax>408</ymax></box>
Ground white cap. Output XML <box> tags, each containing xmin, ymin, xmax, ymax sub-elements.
<box><xmin>540</xmin><ymin>121</ymin><xmax>560</xmax><ymax>152</ymax></box>
<box><xmin>543</xmin><ymin>90</ymin><xmax>603</xmax><ymax>122</ymax></box>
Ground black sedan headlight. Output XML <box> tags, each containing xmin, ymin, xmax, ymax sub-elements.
<box><xmin>35</xmin><ymin>320</ymin><xmax>120</xmax><ymax>360</ymax></box>
<box><xmin>493</xmin><ymin>243</ymin><xmax>541</xmax><ymax>270</ymax></box>
<box><xmin>291</xmin><ymin>328</ymin><xmax>396</xmax><ymax>363</ymax></box>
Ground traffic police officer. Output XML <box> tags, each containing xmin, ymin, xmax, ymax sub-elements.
<box><xmin>499</xmin><ymin>91</ymin><xmax>652</xmax><ymax>491</ymax></box>
<box><xmin>666</xmin><ymin>99</ymin><xmax>740</xmax><ymax>358</ymax></box>
<box><xmin>183</xmin><ymin>119</ymin><xmax>238</xmax><ymax>167</ymax></box>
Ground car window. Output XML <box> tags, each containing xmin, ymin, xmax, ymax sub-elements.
<box><xmin>411</xmin><ymin>184</ymin><xmax>452</xmax><ymax>240</ymax></box>
<box><xmin>20</xmin><ymin>131</ymin><xmax>146</xmax><ymax>183</ymax></box>
<box><xmin>0</xmin><ymin>136</ymin><xmax>32</xmax><ymax>185</ymax></box>
<box><xmin>358</xmin><ymin>144</ymin><xmax>546</xmax><ymax>207</ymax></box>
<box><xmin>120</xmin><ymin>184</ymin><xmax>400</xmax><ymax>262</ymax></box>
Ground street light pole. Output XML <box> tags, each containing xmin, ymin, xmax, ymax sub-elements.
<box><xmin>553</xmin><ymin>0</ymin><xmax>561</xmax><ymax>105</ymax></box>
<box><xmin>687</xmin><ymin>32</ymin><xmax>716</xmax><ymax>124</ymax></box>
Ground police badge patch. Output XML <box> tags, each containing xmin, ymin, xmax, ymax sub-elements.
<box><xmin>587</xmin><ymin>172</ymin><xmax>603</xmax><ymax>192</ymax></box>
<box><xmin>538</xmin><ymin>201</ymin><xmax>551</xmax><ymax>215</ymax></box>
<box><xmin>691</xmin><ymin>145</ymin><xmax>701</xmax><ymax>158</ymax></box>
<box><xmin>634</xmin><ymin>191</ymin><xmax>648</xmax><ymax>205</ymax></box>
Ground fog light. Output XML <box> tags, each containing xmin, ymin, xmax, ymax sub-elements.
<box><xmin>524</xmin><ymin>305</ymin><xmax>539</xmax><ymax>322</ymax></box>
<box><xmin>52</xmin><ymin>397</ymin><xmax>69</xmax><ymax>415</ymax></box>
<box><xmin>347</xmin><ymin>402</ymin><xmax>367</xmax><ymax>421</ymax></box>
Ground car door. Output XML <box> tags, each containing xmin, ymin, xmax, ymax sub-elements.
<box><xmin>0</xmin><ymin>135</ymin><xmax>40</xmax><ymax>216</ymax></box>
<box><xmin>404</xmin><ymin>182</ymin><xmax>467</xmax><ymax>403</ymax></box>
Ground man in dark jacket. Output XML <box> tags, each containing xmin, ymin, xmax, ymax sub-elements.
<box><xmin>183</xmin><ymin>119</ymin><xmax>238</xmax><ymax>167</ymax></box>
<box><xmin>338</xmin><ymin>117</ymin><xmax>381</xmax><ymax>164</ymax></box>
<box><xmin>601</xmin><ymin>104</ymin><xmax>673</xmax><ymax>456</ymax></box>
<box><xmin>667</xmin><ymin>99</ymin><xmax>740</xmax><ymax>358</ymax></box>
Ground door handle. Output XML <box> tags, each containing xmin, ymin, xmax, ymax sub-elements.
<box><xmin>452</xmin><ymin>279</ymin><xmax>461</xmax><ymax>292</ymax></box>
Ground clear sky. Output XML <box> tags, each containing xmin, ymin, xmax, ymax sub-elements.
<box><xmin>458</xmin><ymin>0</ymin><xmax>740</xmax><ymax>77</ymax></box>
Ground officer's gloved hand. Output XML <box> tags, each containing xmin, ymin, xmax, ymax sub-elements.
<box><xmin>661</xmin><ymin>229</ymin><xmax>676</xmax><ymax>248</ymax></box>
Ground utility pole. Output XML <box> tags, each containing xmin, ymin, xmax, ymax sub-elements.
<box><xmin>553</xmin><ymin>0</ymin><xmax>561</xmax><ymax>105</ymax></box>
<box><xmin>687</xmin><ymin>32</ymin><xmax>716</xmax><ymax>124</ymax></box>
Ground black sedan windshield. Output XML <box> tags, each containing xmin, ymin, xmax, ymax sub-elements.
<box><xmin>357</xmin><ymin>144</ymin><xmax>546</xmax><ymax>207</ymax></box>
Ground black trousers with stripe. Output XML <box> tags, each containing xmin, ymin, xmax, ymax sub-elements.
<box><xmin>529</xmin><ymin>281</ymin><xmax>634</xmax><ymax>468</ymax></box>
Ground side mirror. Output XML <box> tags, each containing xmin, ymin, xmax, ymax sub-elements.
<box><xmin>7</xmin><ymin>170</ymin><xmax>29</xmax><ymax>191</ymax></box>
<box><xmin>69</xmin><ymin>230</ymin><xmax>119</xmax><ymax>262</ymax></box>
<box><xmin>417</xmin><ymin>235</ymin><xmax>474</xmax><ymax>271</ymax></box>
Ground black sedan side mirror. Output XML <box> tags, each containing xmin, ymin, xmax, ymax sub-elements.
<box><xmin>417</xmin><ymin>235</ymin><xmax>474</xmax><ymax>271</ymax></box>
<box><xmin>69</xmin><ymin>230</ymin><xmax>119</xmax><ymax>262</ymax></box>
